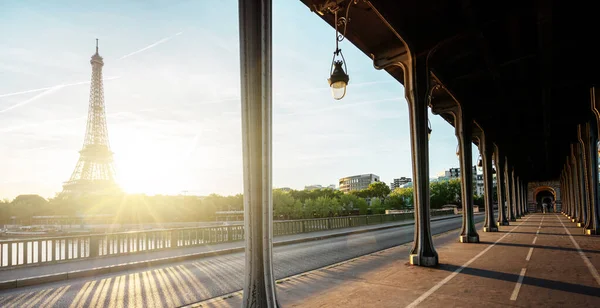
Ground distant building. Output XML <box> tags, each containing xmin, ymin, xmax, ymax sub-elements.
<box><xmin>436</xmin><ymin>166</ymin><xmax>495</xmax><ymax>196</ymax></box>
<box><xmin>390</xmin><ymin>177</ymin><xmax>412</xmax><ymax>190</ymax></box>
<box><xmin>277</xmin><ymin>187</ymin><xmax>292</xmax><ymax>192</ymax></box>
<box><xmin>304</xmin><ymin>184</ymin><xmax>323</xmax><ymax>190</ymax></box>
<box><xmin>304</xmin><ymin>184</ymin><xmax>337</xmax><ymax>190</ymax></box>
<box><xmin>339</xmin><ymin>174</ymin><xmax>380</xmax><ymax>193</ymax></box>
<box><xmin>475</xmin><ymin>174</ymin><xmax>484</xmax><ymax>196</ymax></box>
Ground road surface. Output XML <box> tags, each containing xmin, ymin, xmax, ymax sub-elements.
<box><xmin>0</xmin><ymin>214</ymin><xmax>485</xmax><ymax>307</ymax></box>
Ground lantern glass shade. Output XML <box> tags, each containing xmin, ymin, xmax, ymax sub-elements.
<box><xmin>328</xmin><ymin>60</ymin><xmax>349</xmax><ymax>100</ymax></box>
<box><xmin>330</xmin><ymin>81</ymin><xmax>347</xmax><ymax>100</ymax></box>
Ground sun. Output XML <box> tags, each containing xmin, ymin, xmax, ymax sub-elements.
<box><xmin>111</xmin><ymin>130</ymin><xmax>189</xmax><ymax>196</ymax></box>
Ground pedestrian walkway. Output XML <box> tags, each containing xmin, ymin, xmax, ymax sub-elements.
<box><xmin>0</xmin><ymin>215</ymin><xmax>461</xmax><ymax>283</ymax></box>
<box><xmin>193</xmin><ymin>213</ymin><xmax>600</xmax><ymax>307</ymax></box>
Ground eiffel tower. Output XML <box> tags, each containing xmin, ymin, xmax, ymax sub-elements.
<box><xmin>60</xmin><ymin>40</ymin><xmax>120</xmax><ymax>198</ymax></box>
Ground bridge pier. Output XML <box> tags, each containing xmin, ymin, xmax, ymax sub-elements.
<box><xmin>479</xmin><ymin>129</ymin><xmax>497</xmax><ymax>232</ymax></box>
<box><xmin>402</xmin><ymin>54</ymin><xmax>438</xmax><ymax>267</ymax></box>
<box><xmin>587</xmin><ymin>87</ymin><xmax>600</xmax><ymax>234</ymax></box>
<box><xmin>238</xmin><ymin>0</ymin><xmax>280</xmax><ymax>306</ymax></box>
<box><xmin>494</xmin><ymin>144</ymin><xmax>509</xmax><ymax>226</ymax></box>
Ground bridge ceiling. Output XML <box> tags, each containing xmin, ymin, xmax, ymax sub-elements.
<box><xmin>300</xmin><ymin>0</ymin><xmax>599</xmax><ymax>181</ymax></box>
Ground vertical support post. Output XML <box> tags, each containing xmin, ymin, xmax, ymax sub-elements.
<box><xmin>171</xmin><ymin>230</ymin><xmax>178</xmax><ymax>248</ymax></box>
<box><xmin>567</xmin><ymin>159</ymin><xmax>575</xmax><ymax>219</ymax></box>
<box><xmin>511</xmin><ymin>169</ymin><xmax>520</xmax><ymax>219</ymax></box>
<box><xmin>587</xmin><ymin>87</ymin><xmax>600</xmax><ymax>234</ymax></box>
<box><xmin>238</xmin><ymin>0</ymin><xmax>279</xmax><ymax>306</ymax></box>
<box><xmin>571</xmin><ymin>145</ymin><xmax>580</xmax><ymax>223</ymax></box>
<box><xmin>515</xmin><ymin>176</ymin><xmax>521</xmax><ymax>217</ymax></box>
<box><xmin>563</xmin><ymin>171</ymin><xmax>568</xmax><ymax>214</ymax></box>
<box><xmin>89</xmin><ymin>236</ymin><xmax>99</xmax><ymax>258</ymax></box>
<box><xmin>505</xmin><ymin>158</ymin><xmax>516</xmax><ymax>221</ymax></box>
<box><xmin>577</xmin><ymin>124</ymin><xmax>590</xmax><ymax>228</ymax></box>
<box><xmin>457</xmin><ymin>111</ymin><xmax>479</xmax><ymax>243</ymax></box>
<box><xmin>482</xmin><ymin>135</ymin><xmax>497</xmax><ymax>232</ymax></box>
<box><xmin>405</xmin><ymin>55</ymin><xmax>438</xmax><ymax>266</ymax></box>
<box><xmin>494</xmin><ymin>144</ymin><xmax>509</xmax><ymax>226</ymax></box>
<box><xmin>523</xmin><ymin>181</ymin><xmax>528</xmax><ymax>214</ymax></box>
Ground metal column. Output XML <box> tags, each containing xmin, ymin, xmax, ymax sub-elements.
<box><xmin>238</xmin><ymin>0</ymin><xmax>279</xmax><ymax>306</ymax></box>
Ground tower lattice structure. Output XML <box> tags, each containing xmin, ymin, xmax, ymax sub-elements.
<box><xmin>61</xmin><ymin>40</ymin><xmax>120</xmax><ymax>197</ymax></box>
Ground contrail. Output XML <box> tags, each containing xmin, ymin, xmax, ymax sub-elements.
<box><xmin>118</xmin><ymin>31</ymin><xmax>183</xmax><ymax>60</ymax></box>
<box><xmin>0</xmin><ymin>76</ymin><xmax>120</xmax><ymax>99</ymax></box>
<box><xmin>0</xmin><ymin>86</ymin><xmax>64</xmax><ymax>113</ymax></box>
<box><xmin>0</xmin><ymin>76</ymin><xmax>120</xmax><ymax>114</ymax></box>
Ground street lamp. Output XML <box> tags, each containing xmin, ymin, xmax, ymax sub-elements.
<box><xmin>456</xmin><ymin>144</ymin><xmax>460</xmax><ymax>158</ymax></box>
<box><xmin>324</xmin><ymin>2</ymin><xmax>354</xmax><ymax>100</ymax></box>
<box><xmin>328</xmin><ymin>55</ymin><xmax>349</xmax><ymax>100</ymax></box>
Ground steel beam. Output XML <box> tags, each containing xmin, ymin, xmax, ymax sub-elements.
<box><xmin>238</xmin><ymin>0</ymin><xmax>279</xmax><ymax>306</ymax></box>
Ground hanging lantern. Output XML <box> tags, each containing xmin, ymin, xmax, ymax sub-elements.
<box><xmin>326</xmin><ymin>4</ymin><xmax>352</xmax><ymax>100</ymax></box>
<box><xmin>328</xmin><ymin>57</ymin><xmax>349</xmax><ymax>100</ymax></box>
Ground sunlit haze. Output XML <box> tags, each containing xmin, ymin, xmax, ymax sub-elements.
<box><xmin>0</xmin><ymin>1</ymin><xmax>479</xmax><ymax>199</ymax></box>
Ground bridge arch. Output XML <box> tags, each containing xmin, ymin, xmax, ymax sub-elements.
<box><xmin>533</xmin><ymin>186</ymin><xmax>557</xmax><ymax>212</ymax></box>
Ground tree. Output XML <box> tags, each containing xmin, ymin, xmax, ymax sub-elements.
<box><xmin>387</xmin><ymin>187</ymin><xmax>413</xmax><ymax>209</ymax></box>
<box><xmin>366</xmin><ymin>182</ymin><xmax>391</xmax><ymax>200</ymax></box>
<box><xmin>339</xmin><ymin>194</ymin><xmax>359</xmax><ymax>214</ymax></box>
<box><xmin>430</xmin><ymin>179</ymin><xmax>460</xmax><ymax>209</ymax></box>
<box><xmin>370</xmin><ymin>198</ymin><xmax>384</xmax><ymax>214</ymax></box>
<box><xmin>273</xmin><ymin>190</ymin><xmax>298</xmax><ymax>219</ymax></box>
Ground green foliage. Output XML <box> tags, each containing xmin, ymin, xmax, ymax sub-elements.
<box><xmin>0</xmin><ymin>178</ymin><xmax>479</xmax><ymax>224</ymax></box>
<box><xmin>388</xmin><ymin>187</ymin><xmax>413</xmax><ymax>209</ymax></box>
<box><xmin>369</xmin><ymin>197</ymin><xmax>385</xmax><ymax>214</ymax></box>
<box><xmin>366</xmin><ymin>182</ymin><xmax>391</xmax><ymax>199</ymax></box>
<box><xmin>430</xmin><ymin>179</ymin><xmax>461</xmax><ymax>209</ymax></box>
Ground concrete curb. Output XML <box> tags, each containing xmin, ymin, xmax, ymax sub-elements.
<box><xmin>0</xmin><ymin>214</ymin><xmax>466</xmax><ymax>290</ymax></box>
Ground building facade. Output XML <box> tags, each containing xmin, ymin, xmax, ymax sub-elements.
<box><xmin>390</xmin><ymin>177</ymin><xmax>412</xmax><ymax>190</ymax></box>
<box><xmin>304</xmin><ymin>184</ymin><xmax>337</xmax><ymax>190</ymax></box>
<box><xmin>339</xmin><ymin>174</ymin><xmax>380</xmax><ymax>193</ymax></box>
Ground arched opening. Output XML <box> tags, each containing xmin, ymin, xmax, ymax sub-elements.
<box><xmin>535</xmin><ymin>189</ymin><xmax>555</xmax><ymax>213</ymax></box>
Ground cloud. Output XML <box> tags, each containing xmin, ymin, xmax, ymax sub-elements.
<box><xmin>0</xmin><ymin>86</ymin><xmax>64</xmax><ymax>113</ymax></box>
<box><xmin>0</xmin><ymin>77</ymin><xmax>120</xmax><ymax>114</ymax></box>
<box><xmin>118</xmin><ymin>31</ymin><xmax>183</xmax><ymax>60</ymax></box>
<box><xmin>277</xmin><ymin>97</ymin><xmax>403</xmax><ymax>117</ymax></box>
<box><xmin>0</xmin><ymin>116</ymin><xmax>86</xmax><ymax>133</ymax></box>
<box><xmin>0</xmin><ymin>76</ymin><xmax>120</xmax><ymax>99</ymax></box>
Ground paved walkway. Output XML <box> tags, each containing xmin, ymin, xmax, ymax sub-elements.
<box><xmin>193</xmin><ymin>213</ymin><xmax>600</xmax><ymax>307</ymax></box>
<box><xmin>0</xmin><ymin>215</ymin><xmax>461</xmax><ymax>282</ymax></box>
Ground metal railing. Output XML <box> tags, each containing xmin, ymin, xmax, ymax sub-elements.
<box><xmin>0</xmin><ymin>209</ymin><xmax>454</xmax><ymax>269</ymax></box>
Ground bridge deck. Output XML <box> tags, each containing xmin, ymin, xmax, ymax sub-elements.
<box><xmin>195</xmin><ymin>213</ymin><xmax>600</xmax><ymax>308</ymax></box>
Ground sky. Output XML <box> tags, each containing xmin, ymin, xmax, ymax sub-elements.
<box><xmin>0</xmin><ymin>0</ymin><xmax>480</xmax><ymax>200</ymax></box>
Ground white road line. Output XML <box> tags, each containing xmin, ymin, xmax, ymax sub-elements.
<box><xmin>405</xmin><ymin>215</ymin><xmax>533</xmax><ymax>308</ymax></box>
<box><xmin>557</xmin><ymin>214</ymin><xmax>600</xmax><ymax>286</ymax></box>
<box><xmin>532</xmin><ymin>236</ymin><xmax>537</xmax><ymax>244</ymax></box>
<box><xmin>510</xmin><ymin>268</ymin><xmax>527</xmax><ymax>301</ymax></box>
<box><xmin>525</xmin><ymin>248</ymin><xmax>534</xmax><ymax>261</ymax></box>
